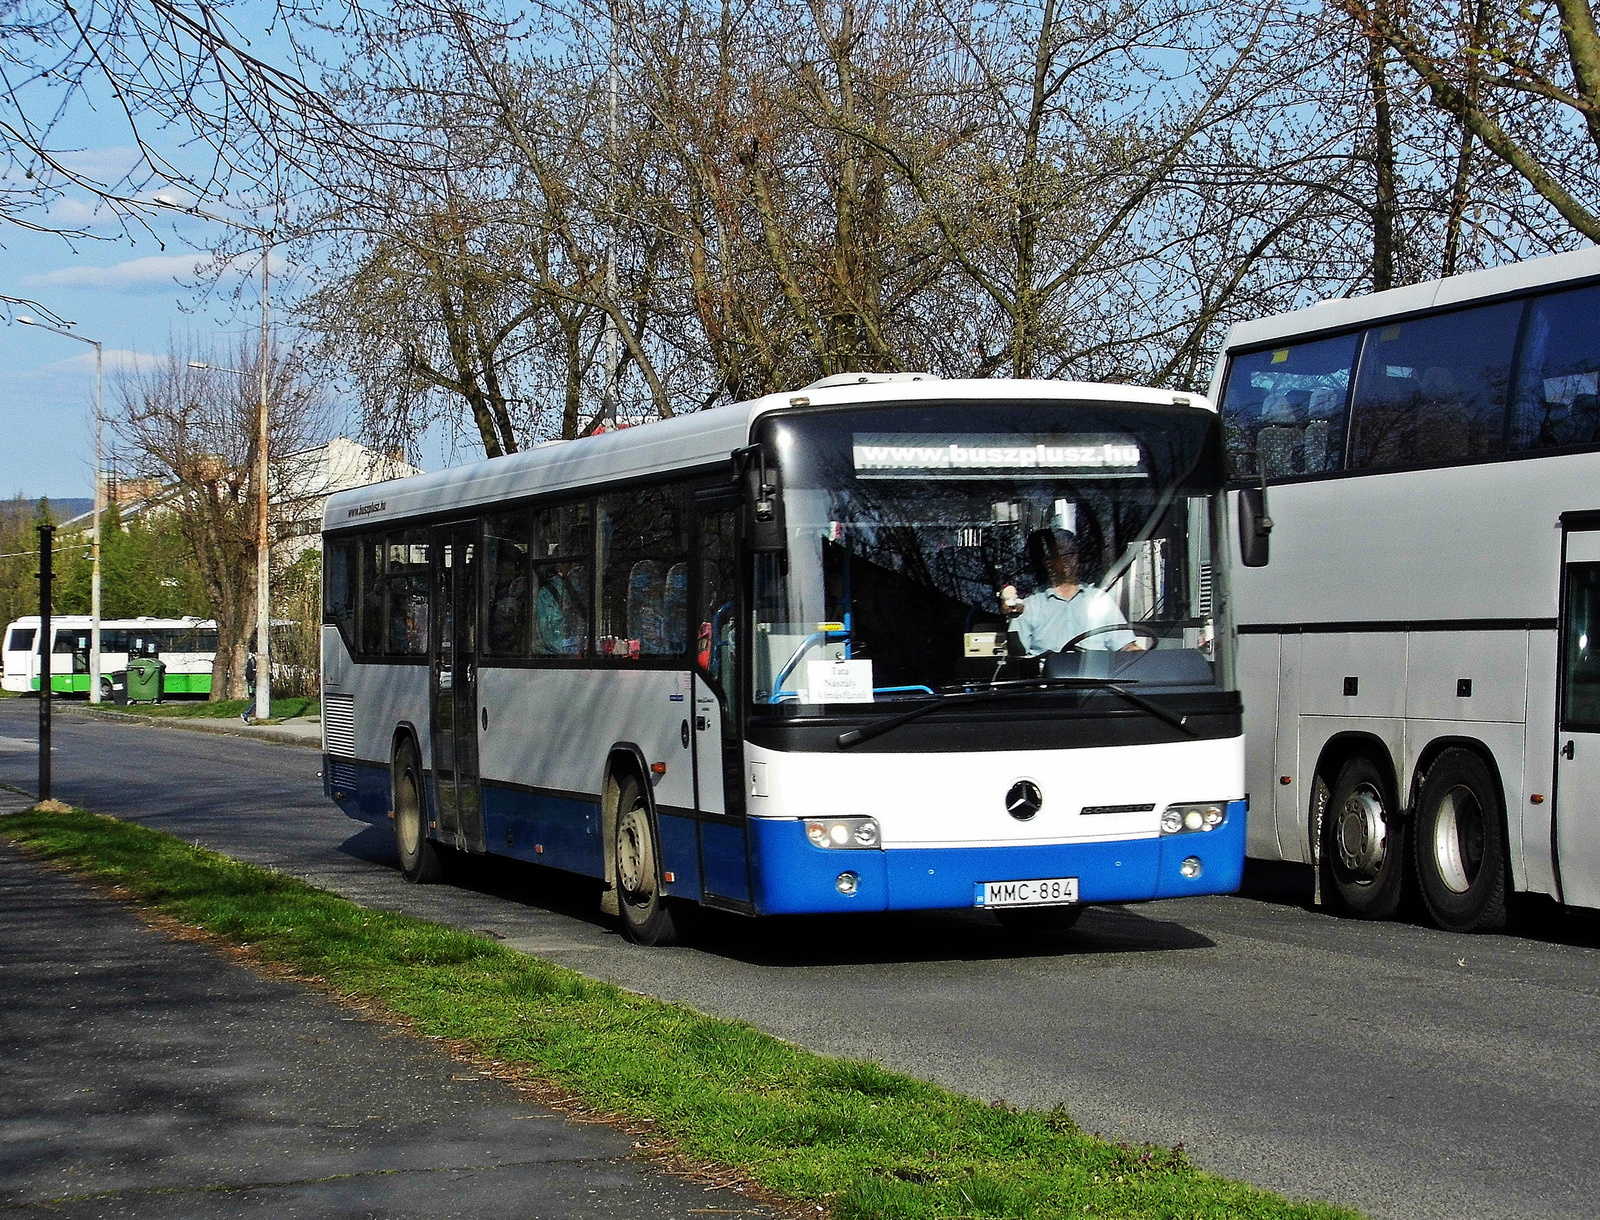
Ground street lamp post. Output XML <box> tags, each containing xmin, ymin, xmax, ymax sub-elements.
<box><xmin>19</xmin><ymin>316</ymin><xmax>105</xmax><ymax>704</ymax></box>
<box><xmin>156</xmin><ymin>195</ymin><xmax>273</xmax><ymax>722</ymax></box>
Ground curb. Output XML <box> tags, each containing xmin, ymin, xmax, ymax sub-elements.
<box><xmin>58</xmin><ymin>706</ymin><xmax>322</xmax><ymax>751</ymax></box>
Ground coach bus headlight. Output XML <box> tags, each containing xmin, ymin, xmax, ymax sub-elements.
<box><xmin>804</xmin><ymin>817</ymin><xmax>881</xmax><ymax>849</ymax></box>
<box><xmin>1160</xmin><ymin>802</ymin><xmax>1227</xmax><ymax>835</ymax></box>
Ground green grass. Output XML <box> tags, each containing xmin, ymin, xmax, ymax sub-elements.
<box><xmin>86</xmin><ymin>696</ymin><xmax>318</xmax><ymax>722</ymax></box>
<box><xmin>0</xmin><ymin>808</ymin><xmax>1359</xmax><ymax>1220</ymax></box>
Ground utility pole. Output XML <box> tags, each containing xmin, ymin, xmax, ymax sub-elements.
<box><xmin>18</xmin><ymin>318</ymin><xmax>104</xmax><ymax>702</ymax></box>
<box><xmin>37</xmin><ymin>523</ymin><xmax>52</xmax><ymax>801</ymax></box>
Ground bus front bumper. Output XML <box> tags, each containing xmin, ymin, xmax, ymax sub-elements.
<box><xmin>748</xmin><ymin>798</ymin><xmax>1246</xmax><ymax>915</ymax></box>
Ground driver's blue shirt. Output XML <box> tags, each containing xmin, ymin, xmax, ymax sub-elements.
<box><xmin>1014</xmin><ymin>583</ymin><xmax>1134</xmax><ymax>654</ymax></box>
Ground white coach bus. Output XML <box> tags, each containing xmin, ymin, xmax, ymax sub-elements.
<box><xmin>320</xmin><ymin>375</ymin><xmax>1247</xmax><ymax>943</ymax></box>
<box><xmin>1214</xmin><ymin>246</ymin><xmax>1600</xmax><ymax>932</ymax></box>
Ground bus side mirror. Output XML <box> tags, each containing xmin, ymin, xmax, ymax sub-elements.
<box><xmin>1239</xmin><ymin>484</ymin><xmax>1272</xmax><ymax>567</ymax></box>
<box><xmin>735</xmin><ymin>446</ymin><xmax>786</xmax><ymax>554</ymax></box>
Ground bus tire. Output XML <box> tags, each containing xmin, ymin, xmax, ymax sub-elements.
<box><xmin>1322</xmin><ymin>756</ymin><xmax>1405</xmax><ymax>919</ymax></box>
<box><xmin>393</xmin><ymin>739</ymin><xmax>444</xmax><ymax>885</ymax></box>
<box><xmin>613</xmin><ymin>771</ymin><xmax>679</xmax><ymax>946</ymax></box>
<box><xmin>995</xmin><ymin>904</ymin><xmax>1085</xmax><ymax>934</ymax></box>
<box><xmin>1414</xmin><ymin>749</ymin><xmax>1508</xmax><ymax>933</ymax></box>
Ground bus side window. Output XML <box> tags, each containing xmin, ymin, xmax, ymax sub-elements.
<box><xmin>483</xmin><ymin>512</ymin><xmax>531</xmax><ymax>657</ymax></box>
<box><xmin>359</xmin><ymin>533</ymin><xmax>385</xmax><ymax>655</ymax></box>
<box><xmin>385</xmin><ymin>530</ymin><xmax>430</xmax><ymax>656</ymax></box>
<box><xmin>1509</xmin><ymin>283</ymin><xmax>1600</xmax><ymax>453</ymax></box>
<box><xmin>325</xmin><ymin>536</ymin><xmax>358</xmax><ymax>646</ymax></box>
<box><xmin>1348</xmin><ymin>300</ymin><xmax>1521</xmax><ymax>471</ymax></box>
<box><xmin>531</xmin><ymin>501</ymin><xmax>592</xmax><ymax>658</ymax></box>
<box><xmin>1221</xmin><ymin>333</ymin><xmax>1357</xmax><ymax>480</ymax></box>
<box><xmin>597</xmin><ymin>487</ymin><xmax>687</xmax><ymax>659</ymax></box>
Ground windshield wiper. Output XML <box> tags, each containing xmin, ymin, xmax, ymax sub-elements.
<box><xmin>835</xmin><ymin>676</ymin><xmax>1193</xmax><ymax>748</ymax></box>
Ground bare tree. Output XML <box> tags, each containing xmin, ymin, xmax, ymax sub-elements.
<box><xmin>1339</xmin><ymin>0</ymin><xmax>1600</xmax><ymax>245</ymax></box>
<box><xmin>114</xmin><ymin>336</ymin><xmax>328</xmax><ymax>699</ymax></box>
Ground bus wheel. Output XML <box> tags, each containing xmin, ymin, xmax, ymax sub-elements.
<box><xmin>1414</xmin><ymin>749</ymin><xmax>1508</xmax><ymax>933</ymax></box>
<box><xmin>393</xmin><ymin>740</ymin><xmax>444</xmax><ymax>884</ymax></box>
<box><xmin>613</xmin><ymin>772</ymin><xmax>679</xmax><ymax>946</ymax></box>
<box><xmin>1322</xmin><ymin>757</ymin><xmax>1405</xmax><ymax>919</ymax></box>
<box><xmin>995</xmin><ymin>905</ymin><xmax>1084</xmax><ymax>934</ymax></box>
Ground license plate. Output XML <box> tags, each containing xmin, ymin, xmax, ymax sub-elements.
<box><xmin>979</xmin><ymin>877</ymin><xmax>1079</xmax><ymax>908</ymax></box>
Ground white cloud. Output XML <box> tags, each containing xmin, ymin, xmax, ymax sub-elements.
<box><xmin>16</xmin><ymin>348</ymin><xmax>163</xmax><ymax>380</ymax></box>
<box><xmin>19</xmin><ymin>253</ymin><xmax>236</xmax><ymax>293</ymax></box>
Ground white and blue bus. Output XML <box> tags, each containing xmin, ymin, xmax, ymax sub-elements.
<box><xmin>320</xmin><ymin>375</ymin><xmax>1247</xmax><ymax>943</ymax></box>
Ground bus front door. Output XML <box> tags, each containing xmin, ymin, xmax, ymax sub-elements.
<box><xmin>429</xmin><ymin>522</ymin><xmax>486</xmax><ymax>854</ymax></box>
<box><xmin>693</xmin><ymin>499</ymin><xmax>749</xmax><ymax>905</ymax></box>
<box><xmin>1556</xmin><ymin>524</ymin><xmax>1600</xmax><ymax>909</ymax></box>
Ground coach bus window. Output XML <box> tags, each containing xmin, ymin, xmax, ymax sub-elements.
<box><xmin>531</xmin><ymin>501</ymin><xmax>591</xmax><ymax>657</ymax></box>
<box><xmin>385</xmin><ymin>530</ymin><xmax>430</xmax><ymax>656</ymax></box>
<box><xmin>1563</xmin><ymin>564</ymin><xmax>1600</xmax><ymax>729</ymax></box>
<box><xmin>1348</xmin><ymin>300</ymin><xmax>1521</xmax><ymax>471</ymax></box>
<box><xmin>1510</xmin><ymin>283</ymin><xmax>1600</xmax><ymax>453</ymax></box>
<box><xmin>359</xmin><ymin>534</ymin><xmax>385</xmax><ymax>655</ymax></box>
<box><xmin>484</xmin><ymin>512</ymin><xmax>531</xmax><ymax>656</ymax></box>
<box><xmin>597</xmin><ymin>486</ymin><xmax>688</xmax><ymax>659</ymax></box>
<box><xmin>325</xmin><ymin>536</ymin><xmax>357</xmax><ymax>645</ymax></box>
<box><xmin>1221</xmin><ymin>333</ymin><xmax>1356</xmax><ymax>479</ymax></box>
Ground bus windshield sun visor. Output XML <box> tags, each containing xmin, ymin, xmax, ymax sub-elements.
<box><xmin>835</xmin><ymin>676</ymin><xmax>1194</xmax><ymax>748</ymax></box>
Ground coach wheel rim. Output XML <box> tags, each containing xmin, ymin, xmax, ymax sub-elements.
<box><xmin>1334</xmin><ymin>783</ymin><xmax>1388</xmax><ymax>883</ymax></box>
<box><xmin>1431</xmin><ymin>783</ymin><xmax>1484</xmax><ymax>895</ymax></box>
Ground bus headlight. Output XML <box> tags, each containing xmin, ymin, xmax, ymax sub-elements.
<box><xmin>805</xmin><ymin>817</ymin><xmax>881</xmax><ymax>849</ymax></box>
<box><xmin>1160</xmin><ymin>802</ymin><xmax>1227</xmax><ymax>835</ymax></box>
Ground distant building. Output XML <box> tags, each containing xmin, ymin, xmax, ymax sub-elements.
<box><xmin>61</xmin><ymin>436</ymin><xmax>422</xmax><ymax>560</ymax></box>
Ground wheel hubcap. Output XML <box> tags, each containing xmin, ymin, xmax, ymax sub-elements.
<box><xmin>1433</xmin><ymin>784</ymin><xmax>1484</xmax><ymax>894</ymax></box>
<box><xmin>1335</xmin><ymin>785</ymin><xmax>1388</xmax><ymax>880</ymax></box>
<box><xmin>616</xmin><ymin>805</ymin><xmax>654</xmax><ymax>899</ymax></box>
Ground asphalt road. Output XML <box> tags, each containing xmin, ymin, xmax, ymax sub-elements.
<box><xmin>0</xmin><ymin>830</ymin><xmax>769</xmax><ymax>1218</ymax></box>
<box><xmin>5</xmin><ymin>699</ymin><xmax>1600</xmax><ymax>1220</ymax></box>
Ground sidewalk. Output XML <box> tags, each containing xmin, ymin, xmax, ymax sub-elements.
<box><xmin>0</xmin><ymin>840</ymin><xmax>771</xmax><ymax>1218</ymax></box>
<box><xmin>59</xmin><ymin>703</ymin><xmax>323</xmax><ymax>750</ymax></box>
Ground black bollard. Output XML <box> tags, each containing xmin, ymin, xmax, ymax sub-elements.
<box><xmin>37</xmin><ymin>523</ymin><xmax>51</xmax><ymax>801</ymax></box>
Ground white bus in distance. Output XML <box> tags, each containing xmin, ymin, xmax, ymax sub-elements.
<box><xmin>1214</xmin><ymin>246</ymin><xmax>1600</xmax><ymax>932</ymax></box>
<box><xmin>1</xmin><ymin>615</ymin><xmax>219</xmax><ymax>696</ymax></box>
<box><xmin>320</xmin><ymin>375</ymin><xmax>1247</xmax><ymax>944</ymax></box>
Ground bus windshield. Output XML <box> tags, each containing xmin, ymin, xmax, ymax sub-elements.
<box><xmin>752</xmin><ymin>401</ymin><xmax>1224</xmax><ymax>709</ymax></box>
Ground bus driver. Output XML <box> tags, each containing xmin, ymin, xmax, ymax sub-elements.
<box><xmin>1007</xmin><ymin>528</ymin><xmax>1137</xmax><ymax>654</ymax></box>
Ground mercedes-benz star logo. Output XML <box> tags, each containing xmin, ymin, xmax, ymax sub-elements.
<box><xmin>1006</xmin><ymin>779</ymin><xmax>1043</xmax><ymax>821</ymax></box>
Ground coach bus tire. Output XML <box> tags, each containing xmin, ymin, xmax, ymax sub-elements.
<box><xmin>1322</xmin><ymin>756</ymin><xmax>1405</xmax><ymax>920</ymax></box>
<box><xmin>613</xmin><ymin>772</ymin><xmax>679</xmax><ymax>946</ymax></box>
<box><xmin>393</xmin><ymin>740</ymin><xmax>444</xmax><ymax>885</ymax></box>
<box><xmin>1414</xmin><ymin>749</ymin><xmax>1508</xmax><ymax>934</ymax></box>
<box><xmin>995</xmin><ymin>904</ymin><xmax>1085</xmax><ymax>934</ymax></box>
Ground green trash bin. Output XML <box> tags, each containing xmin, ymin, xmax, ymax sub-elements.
<box><xmin>125</xmin><ymin>656</ymin><xmax>164</xmax><ymax>704</ymax></box>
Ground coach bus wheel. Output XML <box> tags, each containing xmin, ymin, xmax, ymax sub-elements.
<box><xmin>393</xmin><ymin>740</ymin><xmax>444</xmax><ymax>885</ymax></box>
<box><xmin>613</xmin><ymin>773</ymin><xmax>679</xmax><ymax>946</ymax></box>
<box><xmin>995</xmin><ymin>905</ymin><xmax>1085</xmax><ymax>934</ymax></box>
<box><xmin>1322</xmin><ymin>757</ymin><xmax>1404</xmax><ymax>920</ymax></box>
<box><xmin>1414</xmin><ymin>749</ymin><xmax>1508</xmax><ymax>933</ymax></box>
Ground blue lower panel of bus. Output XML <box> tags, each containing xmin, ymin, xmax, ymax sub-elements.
<box><xmin>326</xmin><ymin>757</ymin><xmax>390</xmax><ymax>824</ymax></box>
<box><xmin>748</xmin><ymin>799</ymin><xmax>1247</xmax><ymax>915</ymax></box>
<box><xmin>482</xmin><ymin>784</ymin><xmax>604</xmax><ymax>877</ymax></box>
